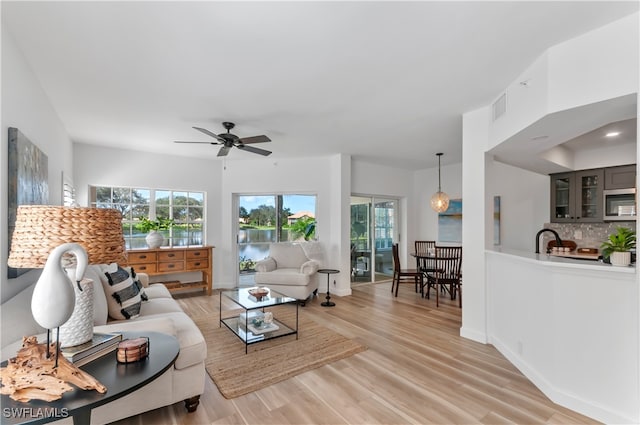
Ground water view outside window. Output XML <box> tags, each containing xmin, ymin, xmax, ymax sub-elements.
<box><xmin>238</xmin><ymin>194</ymin><xmax>316</xmax><ymax>284</ymax></box>
<box><xmin>90</xmin><ymin>186</ymin><xmax>205</xmax><ymax>249</ymax></box>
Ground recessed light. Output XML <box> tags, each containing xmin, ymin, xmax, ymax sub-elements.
<box><xmin>606</xmin><ymin>131</ymin><xmax>620</xmax><ymax>137</ymax></box>
<box><xmin>531</xmin><ymin>135</ymin><xmax>548</xmax><ymax>141</ymax></box>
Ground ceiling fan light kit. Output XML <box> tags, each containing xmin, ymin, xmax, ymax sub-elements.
<box><xmin>174</xmin><ymin>121</ymin><xmax>272</xmax><ymax>157</ymax></box>
<box><xmin>430</xmin><ymin>152</ymin><xmax>450</xmax><ymax>213</ymax></box>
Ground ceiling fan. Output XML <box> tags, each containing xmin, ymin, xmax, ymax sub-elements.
<box><xmin>174</xmin><ymin>122</ymin><xmax>272</xmax><ymax>157</ymax></box>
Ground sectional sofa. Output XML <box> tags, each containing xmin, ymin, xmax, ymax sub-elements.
<box><xmin>0</xmin><ymin>265</ymin><xmax>206</xmax><ymax>424</ymax></box>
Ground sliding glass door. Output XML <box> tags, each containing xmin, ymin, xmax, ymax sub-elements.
<box><xmin>350</xmin><ymin>196</ymin><xmax>397</xmax><ymax>283</ymax></box>
<box><xmin>237</xmin><ymin>194</ymin><xmax>316</xmax><ymax>286</ymax></box>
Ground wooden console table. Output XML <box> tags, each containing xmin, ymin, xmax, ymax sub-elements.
<box><xmin>127</xmin><ymin>246</ymin><xmax>213</xmax><ymax>295</ymax></box>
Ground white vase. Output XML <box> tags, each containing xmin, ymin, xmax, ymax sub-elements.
<box><xmin>59</xmin><ymin>277</ymin><xmax>94</xmax><ymax>347</ymax></box>
<box><xmin>610</xmin><ymin>251</ymin><xmax>631</xmax><ymax>267</ymax></box>
<box><xmin>146</xmin><ymin>231</ymin><xmax>164</xmax><ymax>248</ymax></box>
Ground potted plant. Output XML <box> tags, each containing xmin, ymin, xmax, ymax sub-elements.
<box><xmin>600</xmin><ymin>226</ymin><xmax>636</xmax><ymax>266</ymax></box>
<box><xmin>138</xmin><ymin>217</ymin><xmax>174</xmax><ymax>249</ymax></box>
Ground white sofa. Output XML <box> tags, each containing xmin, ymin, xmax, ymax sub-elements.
<box><xmin>1</xmin><ymin>265</ymin><xmax>206</xmax><ymax>424</ymax></box>
<box><xmin>254</xmin><ymin>242</ymin><xmax>323</xmax><ymax>301</ymax></box>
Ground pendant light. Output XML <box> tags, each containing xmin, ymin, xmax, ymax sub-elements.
<box><xmin>430</xmin><ymin>152</ymin><xmax>450</xmax><ymax>212</ymax></box>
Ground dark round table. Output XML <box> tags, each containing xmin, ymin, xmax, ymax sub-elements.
<box><xmin>0</xmin><ymin>331</ymin><xmax>179</xmax><ymax>425</ymax></box>
<box><xmin>318</xmin><ymin>268</ymin><xmax>340</xmax><ymax>307</ymax></box>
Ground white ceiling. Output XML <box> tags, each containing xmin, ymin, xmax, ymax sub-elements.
<box><xmin>3</xmin><ymin>1</ymin><xmax>638</xmax><ymax>170</ymax></box>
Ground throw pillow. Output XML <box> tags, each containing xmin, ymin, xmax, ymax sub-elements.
<box><xmin>100</xmin><ymin>265</ymin><xmax>143</xmax><ymax>320</ymax></box>
<box><xmin>129</xmin><ymin>267</ymin><xmax>148</xmax><ymax>302</ymax></box>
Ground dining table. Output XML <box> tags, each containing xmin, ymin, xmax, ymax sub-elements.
<box><xmin>411</xmin><ymin>247</ymin><xmax>462</xmax><ymax>307</ymax></box>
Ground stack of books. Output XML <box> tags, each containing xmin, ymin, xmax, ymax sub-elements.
<box><xmin>61</xmin><ymin>332</ymin><xmax>123</xmax><ymax>367</ymax></box>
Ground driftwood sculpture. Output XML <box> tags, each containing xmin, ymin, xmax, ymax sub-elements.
<box><xmin>0</xmin><ymin>336</ymin><xmax>106</xmax><ymax>402</ymax></box>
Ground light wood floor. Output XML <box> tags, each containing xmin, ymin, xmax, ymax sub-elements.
<box><xmin>113</xmin><ymin>281</ymin><xmax>598</xmax><ymax>425</ymax></box>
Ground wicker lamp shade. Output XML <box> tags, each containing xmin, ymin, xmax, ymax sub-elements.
<box><xmin>8</xmin><ymin>205</ymin><xmax>127</xmax><ymax>268</ymax></box>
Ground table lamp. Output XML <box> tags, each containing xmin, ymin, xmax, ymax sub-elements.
<box><xmin>7</xmin><ymin>206</ymin><xmax>127</xmax><ymax>358</ymax></box>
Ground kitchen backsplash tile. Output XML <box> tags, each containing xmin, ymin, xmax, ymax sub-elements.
<box><xmin>543</xmin><ymin>222</ymin><xmax>636</xmax><ymax>251</ymax></box>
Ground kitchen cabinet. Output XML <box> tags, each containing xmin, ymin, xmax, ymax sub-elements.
<box><xmin>127</xmin><ymin>246</ymin><xmax>213</xmax><ymax>295</ymax></box>
<box><xmin>550</xmin><ymin>169</ymin><xmax>603</xmax><ymax>223</ymax></box>
<box><xmin>604</xmin><ymin>164</ymin><xmax>636</xmax><ymax>190</ymax></box>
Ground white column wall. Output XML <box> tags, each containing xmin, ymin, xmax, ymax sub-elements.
<box><xmin>460</xmin><ymin>106</ymin><xmax>490</xmax><ymax>343</ymax></box>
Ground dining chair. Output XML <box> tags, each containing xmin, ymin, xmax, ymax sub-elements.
<box><xmin>424</xmin><ymin>246</ymin><xmax>462</xmax><ymax>307</ymax></box>
<box><xmin>414</xmin><ymin>240</ymin><xmax>436</xmax><ymax>290</ymax></box>
<box><xmin>391</xmin><ymin>243</ymin><xmax>423</xmax><ymax>297</ymax></box>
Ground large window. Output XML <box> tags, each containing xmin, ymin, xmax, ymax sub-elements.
<box><xmin>90</xmin><ymin>186</ymin><xmax>205</xmax><ymax>249</ymax></box>
<box><xmin>237</xmin><ymin>194</ymin><xmax>316</xmax><ymax>286</ymax></box>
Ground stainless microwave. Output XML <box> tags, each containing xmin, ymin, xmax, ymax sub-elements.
<box><xmin>603</xmin><ymin>188</ymin><xmax>636</xmax><ymax>221</ymax></box>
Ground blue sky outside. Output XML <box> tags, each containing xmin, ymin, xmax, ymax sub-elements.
<box><xmin>239</xmin><ymin>195</ymin><xmax>316</xmax><ymax>215</ymax></box>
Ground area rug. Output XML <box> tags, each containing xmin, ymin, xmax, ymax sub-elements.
<box><xmin>193</xmin><ymin>308</ymin><xmax>367</xmax><ymax>399</ymax></box>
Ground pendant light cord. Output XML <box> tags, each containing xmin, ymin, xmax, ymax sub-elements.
<box><xmin>437</xmin><ymin>152</ymin><xmax>443</xmax><ymax>192</ymax></box>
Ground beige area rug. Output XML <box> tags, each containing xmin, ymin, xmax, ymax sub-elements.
<box><xmin>193</xmin><ymin>307</ymin><xmax>367</xmax><ymax>399</ymax></box>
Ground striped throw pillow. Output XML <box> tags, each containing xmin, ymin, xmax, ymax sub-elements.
<box><xmin>101</xmin><ymin>265</ymin><xmax>143</xmax><ymax>320</ymax></box>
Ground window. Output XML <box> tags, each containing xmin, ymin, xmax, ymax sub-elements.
<box><xmin>237</xmin><ymin>194</ymin><xmax>316</xmax><ymax>286</ymax></box>
<box><xmin>90</xmin><ymin>186</ymin><xmax>205</xmax><ymax>249</ymax></box>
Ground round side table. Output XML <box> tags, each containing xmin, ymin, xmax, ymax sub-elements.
<box><xmin>318</xmin><ymin>269</ymin><xmax>339</xmax><ymax>307</ymax></box>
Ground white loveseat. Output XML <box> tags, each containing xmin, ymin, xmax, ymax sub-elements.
<box><xmin>1</xmin><ymin>265</ymin><xmax>206</xmax><ymax>424</ymax></box>
<box><xmin>254</xmin><ymin>242</ymin><xmax>323</xmax><ymax>301</ymax></box>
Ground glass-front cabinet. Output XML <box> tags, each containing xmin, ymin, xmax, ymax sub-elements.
<box><xmin>551</xmin><ymin>172</ymin><xmax>574</xmax><ymax>222</ymax></box>
<box><xmin>576</xmin><ymin>169</ymin><xmax>603</xmax><ymax>222</ymax></box>
<box><xmin>550</xmin><ymin>169</ymin><xmax>603</xmax><ymax>223</ymax></box>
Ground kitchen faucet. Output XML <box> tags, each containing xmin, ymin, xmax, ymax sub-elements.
<box><xmin>535</xmin><ymin>228</ymin><xmax>563</xmax><ymax>254</ymax></box>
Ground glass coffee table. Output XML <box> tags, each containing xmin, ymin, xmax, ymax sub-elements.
<box><xmin>219</xmin><ymin>287</ymin><xmax>298</xmax><ymax>353</ymax></box>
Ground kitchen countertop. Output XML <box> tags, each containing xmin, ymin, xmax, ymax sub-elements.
<box><xmin>487</xmin><ymin>247</ymin><xmax>636</xmax><ymax>273</ymax></box>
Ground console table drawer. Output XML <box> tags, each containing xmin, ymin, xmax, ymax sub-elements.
<box><xmin>126</xmin><ymin>246</ymin><xmax>213</xmax><ymax>296</ymax></box>
<box><xmin>129</xmin><ymin>252</ymin><xmax>158</xmax><ymax>264</ymax></box>
<box><xmin>132</xmin><ymin>263</ymin><xmax>157</xmax><ymax>274</ymax></box>
<box><xmin>186</xmin><ymin>249</ymin><xmax>209</xmax><ymax>260</ymax></box>
<box><xmin>187</xmin><ymin>259</ymin><xmax>208</xmax><ymax>270</ymax></box>
<box><xmin>158</xmin><ymin>261</ymin><xmax>185</xmax><ymax>273</ymax></box>
<box><xmin>158</xmin><ymin>251</ymin><xmax>185</xmax><ymax>262</ymax></box>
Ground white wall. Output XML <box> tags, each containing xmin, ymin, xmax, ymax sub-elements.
<box><xmin>548</xmin><ymin>13</ymin><xmax>639</xmax><ymax>113</ymax></box>
<box><xmin>488</xmin><ymin>12</ymin><xmax>639</xmax><ymax>150</ymax></box>
<box><xmin>461</xmin><ymin>106</ymin><xmax>490</xmax><ymax>344</ymax></box>
<box><xmin>217</xmin><ymin>154</ymin><xmax>351</xmax><ymax>294</ymax></box>
<box><xmin>413</xmin><ymin>162</ymin><xmax>462</xmax><ymax>244</ymax></box>
<box><xmin>572</xmin><ymin>142</ymin><xmax>636</xmax><ymax>170</ymax></box>
<box><xmin>486</xmin><ymin>160</ymin><xmax>549</xmax><ymax>251</ymax></box>
<box><xmin>487</xmin><ymin>252</ymin><xmax>638</xmax><ymax>424</ymax></box>
<box><xmin>352</xmin><ymin>160</ymin><xmax>416</xmax><ymax>263</ymax></box>
<box><xmin>1</xmin><ymin>26</ymin><xmax>74</xmax><ymax>302</ymax></box>
<box><xmin>464</xmin><ymin>12</ymin><xmax>640</xmax><ymax>423</ymax></box>
<box><xmin>73</xmin><ymin>143</ymin><xmax>224</xmax><ymax>285</ymax></box>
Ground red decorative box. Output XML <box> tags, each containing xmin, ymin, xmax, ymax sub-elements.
<box><xmin>117</xmin><ymin>337</ymin><xmax>149</xmax><ymax>363</ymax></box>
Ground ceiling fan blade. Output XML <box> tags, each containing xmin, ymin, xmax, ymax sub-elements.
<box><xmin>237</xmin><ymin>144</ymin><xmax>272</xmax><ymax>156</ymax></box>
<box><xmin>238</xmin><ymin>135</ymin><xmax>271</xmax><ymax>144</ymax></box>
<box><xmin>174</xmin><ymin>140</ymin><xmax>220</xmax><ymax>144</ymax></box>
<box><xmin>217</xmin><ymin>146</ymin><xmax>231</xmax><ymax>157</ymax></box>
<box><xmin>193</xmin><ymin>126</ymin><xmax>225</xmax><ymax>142</ymax></box>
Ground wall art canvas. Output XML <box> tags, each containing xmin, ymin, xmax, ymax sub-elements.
<box><xmin>494</xmin><ymin>196</ymin><xmax>501</xmax><ymax>245</ymax></box>
<box><xmin>8</xmin><ymin>127</ymin><xmax>49</xmax><ymax>278</ymax></box>
<box><xmin>438</xmin><ymin>198</ymin><xmax>462</xmax><ymax>243</ymax></box>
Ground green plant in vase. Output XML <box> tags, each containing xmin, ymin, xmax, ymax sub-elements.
<box><xmin>600</xmin><ymin>226</ymin><xmax>636</xmax><ymax>266</ymax></box>
<box><xmin>137</xmin><ymin>217</ymin><xmax>174</xmax><ymax>248</ymax></box>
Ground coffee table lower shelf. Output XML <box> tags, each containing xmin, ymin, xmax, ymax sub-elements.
<box><xmin>221</xmin><ymin>317</ymin><xmax>297</xmax><ymax>349</ymax></box>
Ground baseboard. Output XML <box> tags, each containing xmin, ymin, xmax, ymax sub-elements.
<box><xmin>459</xmin><ymin>326</ymin><xmax>487</xmax><ymax>344</ymax></box>
<box><xmin>489</xmin><ymin>335</ymin><xmax>636</xmax><ymax>424</ymax></box>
